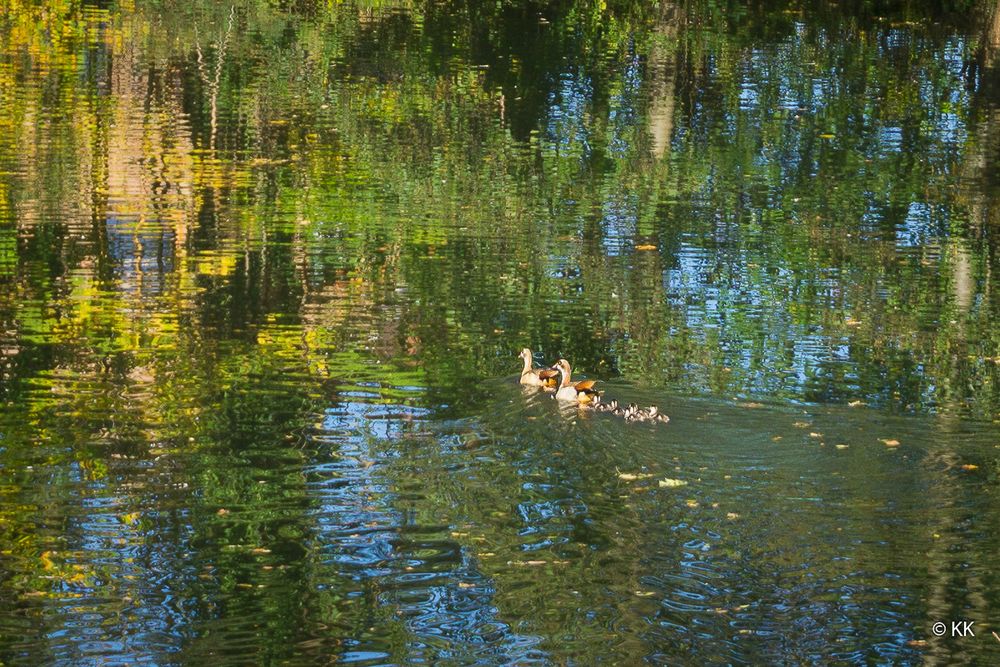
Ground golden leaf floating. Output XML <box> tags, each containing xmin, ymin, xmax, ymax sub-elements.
<box><xmin>835</xmin><ymin>444</ymin><xmax>849</xmax><ymax>450</ymax></box>
<box><xmin>960</xmin><ymin>464</ymin><xmax>979</xmax><ymax>471</ymax></box>
<box><xmin>880</xmin><ymin>439</ymin><xmax>900</xmax><ymax>447</ymax></box>
<box><xmin>659</xmin><ymin>478</ymin><xmax>688</xmax><ymax>488</ymax></box>
<box><xmin>635</xmin><ymin>244</ymin><xmax>657</xmax><ymax>251</ymax></box>
<box><xmin>618</xmin><ymin>471</ymin><xmax>654</xmax><ymax>481</ymax></box>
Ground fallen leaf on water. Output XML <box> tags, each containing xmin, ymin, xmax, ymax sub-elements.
<box><xmin>772</xmin><ymin>436</ymin><xmax>783</xmax><ymax>442</ymax></box>
<box><xmin>880</xmin><ymin>439</ymin><xmax>900</xmax><ymax>447</ymax></box>
<box><xmin>819</xmin><ymin>133</ymin><xmax>836</xmax><ymax>139</ymax></box>
<box><xmin>635</xmin><ymin>244</ymin><xmax>657</xmax><ymax>251</ymax></box>
<box><xmin>617</xmin><ymin>471</ymin><xmax>654</xmax><ymax>481</ymax></box>
<box><xmin>634</xmin><ymin>591</ymin><xmax>656</xmax><ymax>597</ymax></box>
<box><xmin>685</xmin><ymin>499</ymin><xmax>700</xmax><ymax>508</ymax></box>
<box><xmin>739</xmin><ymin>402</ymin><xmax>764</xmax><ymax>409</ymax></box>
<box><xmin>960</xmin><ymin>464</ymin><xmax>979</xmax><ymax>471</ymax></box>
<box><xmin>458</xmin><ymin>582</ymin><xmax>475</xmax><ymax>589</ymax></box>
<box><xmin>659</xmin><ymin>478</ymin><xmax>688</xmax><ymax>488</ymax></box>
<box><xmin>835</xmin><ymin>444</ymin><xmax>849</xmax><ymax>450</ymax></box>
<box><xmin>848</xmin><ymin>400</ymin><xmax>865</xmax><ymax>407</ymax></box>
<box><xmin>250</xmin><ymin>548</ymin><xmax>271</xmax><ymax>555</ymax></box>
<box><xmin>907</xmin><ymin>640</ymin><xmax>927</xmax><ymax>647</ymax></box>
<box><xmin>809</xmin><ymin>432</ymin><xmax>823</xmax><ymax>438</ymax></box>
<box><xmin>726</xmin><ymin>513</ymin><xmax>740</xmax><ymax>520</ymax></box>
<box><xmin>793</xmin><ymin>421</ymin><xmax>810</xmax><ymax>428</ymax></box>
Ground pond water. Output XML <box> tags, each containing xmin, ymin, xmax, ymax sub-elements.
<box><xmin>1</xmin><ymin>0</ymin><xmax>999</xmax><ymax>663</ymax></box>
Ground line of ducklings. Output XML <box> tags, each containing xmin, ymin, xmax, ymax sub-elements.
<box><xmin>518</xmin><ymin>348</ymin><xmax>669</xmax><ymax>424</ymax></box>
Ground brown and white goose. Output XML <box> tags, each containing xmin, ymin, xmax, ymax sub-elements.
<box><xmin>550</xmin><ymin>358</ymin><xmax>601</xmax><ymax>404</ymax></box>
<box><xmin>518</xmin><ymin>348</ymin><xmax>559</xmax><ymax>388</ymax></box>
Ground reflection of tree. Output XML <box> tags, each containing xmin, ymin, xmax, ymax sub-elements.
<box><xmin>647</xmin><ymin>1</ymin><xmax>680</xmax><ymax>159</ymax></box>
<box><xmin>195</xmin><ymin>5</ymin><xmax>236</xmax><ymax>151</ymax></box>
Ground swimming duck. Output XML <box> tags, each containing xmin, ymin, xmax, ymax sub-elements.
<box><xmin>518</xmin><ymin>348</ymin><xmax>559</xmax><ymax>388</ymax></box>
<box><xmin>551</xmin><ymin>359</ymin><xmax>601</xmax><ymax>404</ymax></box>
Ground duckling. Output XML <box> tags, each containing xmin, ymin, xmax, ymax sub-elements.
<box><xmin>594</xmin><ymin>398</ymin><xmax>619</xmax><ymax>413</ymax></box>
<box><xmin>518</xmin><ymin>348</ymin><xmax>559</xmax><ymax>388</ymax></box>
<box><xmin>551</xmin><ymin>359</ymin><xmax>601</xmax><ymax>404</ymax></box>
<box><xmin>644</xmin><ymin>405</ymin><xmax>670</xmax><ymax>424</ymax></box>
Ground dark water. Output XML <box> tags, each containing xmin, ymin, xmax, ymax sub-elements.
<box><xmin>1</xmin><ymin>0</ymin><xmax>999</xmax><ymax>663</ymax></box>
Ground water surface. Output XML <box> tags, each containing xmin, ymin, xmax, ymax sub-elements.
<box><xmin>1</xmin><ymin>0</ymin><xmax>999</xmax><ymax>663</ymax></box>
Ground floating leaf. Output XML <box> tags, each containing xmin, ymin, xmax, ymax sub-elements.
<box><xmin>835</xmin><ymin>444</ymin><xmax>849</xmax><ymax>450</ymax></box>
<box><xmin>880</xmin><ymin>439</ymin><xmax>900</xmax><ymax>447</ymax></box>
<box><xmin>635</xmin><ymin>244</ymin><xmax>657</xmax><ymax>251</ymax></box>
<box><xmin>618</xmin><ymin>471</ymin><xmax>654</xmax><ymax>481</ymax></box>
<box><xmin>634</xmin><ymin>591</ymin><xmax>656</xmax><ymax>597</ymax></box>
<box><xmin>726</xmin><ymin>513</ymin><xmax>740</xmax><ymax>520</ymax></box>
<box><xmin>659</xmin><ymin>478</ymin><xmax>688</xmax><ymax>488</ymax></box>
<box><xmin>809</xmin><ymin>432</ymin><xmax>823</xmax><ymax>438</ymax></box>
<box><xmin>960</xmin><ymin>464</ymin><xmax>979</xmax><ymax>471</ymax></box>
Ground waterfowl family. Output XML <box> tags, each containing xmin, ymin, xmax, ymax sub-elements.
<box><xmin>518</xmin><ymin>348</ymin><xmax>559</xmax><ymax>388</ymax></box>
<box><xmin>551</xmin><ymin>358</ymin><xmax>602</xmax><ymax>404</ymax></box>
<box><xmin>515</xmin><ymin>348</ymin><xmax>669</xmax><ymax>424</ymax></box>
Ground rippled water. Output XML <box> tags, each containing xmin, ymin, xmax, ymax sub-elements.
<box><xmin>1</xmin><ymin>0</ymin><xmax>999</xmax><ymax>664</ymax></box>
